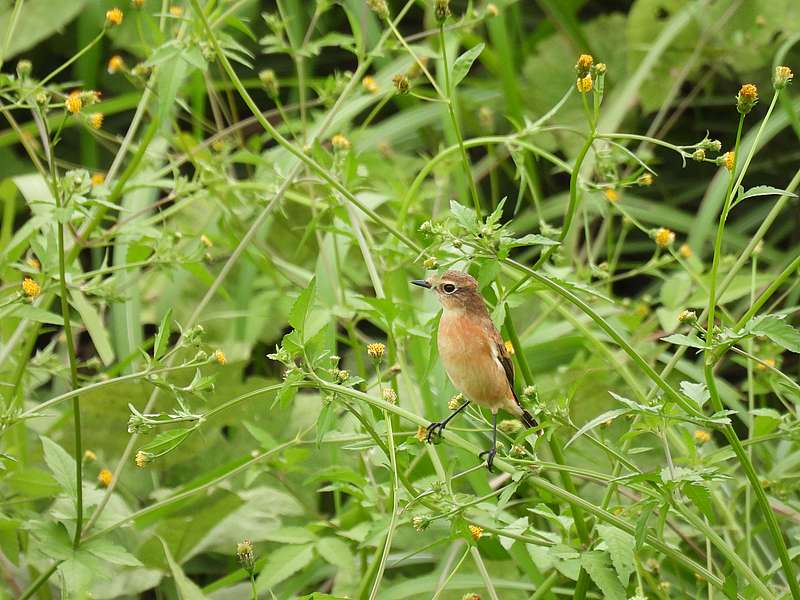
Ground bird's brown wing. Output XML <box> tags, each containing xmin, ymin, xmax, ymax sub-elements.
<box><xmin>488</xmin><ymin>325</ymin><xmax>516</xmax><ymax>399</ymax></box>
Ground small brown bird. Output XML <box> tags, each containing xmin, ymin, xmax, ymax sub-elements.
<box><xmin>412</xmin><ymin>270</ymin><xmax>538</xmax><ymax>470</ymax></box>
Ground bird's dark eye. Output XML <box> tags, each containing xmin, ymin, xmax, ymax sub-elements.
<box><xmin>442</xmin><ymin>283</ymin><xmax>457</xmax><ymax>294</ymax></box>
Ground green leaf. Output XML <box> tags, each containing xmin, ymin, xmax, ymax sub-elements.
<box><xmin>564</xmin><ymin>408</ymin><xmax>628</xmax><ymax>448</ymax></box>
<box><xmin>256</xmin><ymin>544</ymin><xmax>315</xmax><ymax>592</ymax></box>
<box><xmin>661</xmin><ymin>333</ymin><xmax>705</xmax><ymax>349</ymax></box>
<box><xmin>659</xmin><ymin>272</ymin><xmax>692</xmax><ymax>309</ymax></box>
<box><xmin>161</xmin><ymin>538</ymin><xmax>207</xmax><ymax>600</ymax></box>
<box><xmin>737</xmin><ymin>185</ymin><xmax>797</xmax><ymax>203</ymax></box>
<box><xmin>138</xmin><ymin>428</ymin><xmax>194</xmax><ymax>459</ymax></box>
<box><xmin>748</xmin><ymin>315</ymin><xmax>800</xmax><ymax>353</ymax></box>
<box><xmin>69</xmin><ymin>289</ymin><xmax>114</xmax><ymax>366</ymax></box>
<box><xmin>288</xmin><ymin>276</ymin><xmax>317</xmax><ymax>335</ymax></box>
<box><xmin>0</xmin><ymin>0</ymin><xmax>89</xmax><ymax>59</ymax></box>
<box><xmin>41</xmin><ymin>437</ymin><xmax>77</xmax><ymax>499</ymax></box>
<box><xmin>316</xmin><ymin>537</ymin><xmax>354</xmax><ymax>570</ymax></box>
<box><xmin>680</xmin><ymin>381</ymin><xmax>709</xmax><ymax>409</ymax></box>
<box><xmin>154</xmin><ymin>308</ymin><xmax>173</xmax><ymax>361</ymax></box>
<box><xmin>506</xmin><ymin>233</ymin><xmax>560</xmax><ymax>247</ymax></box>
<box><xmin>634</xmin><ymin>502</ymin><xmax>657</xmax><ymax>551</ymax></box>
<box><xmin>685</xmin><ymin>483</ymin><xmax>714</xmax><ymax>521</ymax></box>
<box><xmin>449</xmin><ymin>200</ymin><xmax>477</xmax><ymax>230</ymax></box>
<box><xmin>316</xmin><ymin>402</ymin><xmax>335</xmax><ymax>447</ymax></box>
<box><xmin>580</xmin><ymin>551</ymin><xmax>627</xmax><ymax>600</ymax></box>
<box><xmin>451</xmin><ymin>43</ymin><xmax>485</xmax><ymax>88</ymax></box>
<box><xmin>84</xmin><ymin>538</ymin><xmax>143</xmax><ymax>567</ymax></box>
<box><xmin>596</xmin><ymin>525</ymin><xmax>635</xmax><ymax>587</ymax></box>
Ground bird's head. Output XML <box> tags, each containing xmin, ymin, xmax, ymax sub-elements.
<box><xmin>411</xmin><ymin>270</ymin><xmax>482</xmax><ymax>312</ymax></box>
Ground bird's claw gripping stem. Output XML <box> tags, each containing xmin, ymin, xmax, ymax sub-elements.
<box><xmin>479</xmin><ymin>448</ymin><xmax>497</xmax><ymax>472</ymax></box>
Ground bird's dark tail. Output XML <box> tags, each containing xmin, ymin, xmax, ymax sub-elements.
<box><xmin>520</xmin><ymin>408</ymin><xmax>542</xmax><ymax>435</ymax></box>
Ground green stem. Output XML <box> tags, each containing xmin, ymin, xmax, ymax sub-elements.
<box><xmin>36</xmin><ymin>30</ymin><xmax>105</xmax><ymax>90</ymax></box>
<box><xmin>39</xmin><ymin>109</ymin><xmax>83</xmax><ymax>549</ymax></box>
<box><xmin>440</xmin><ymin>24</ymin><xmax>482</xmax><ymax>215</ymax></box>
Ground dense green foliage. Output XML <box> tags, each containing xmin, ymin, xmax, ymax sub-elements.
<box><xmin>0</xmin><ymin>0</ymin><xmax>799</xmax><ymax>599</ymax></box>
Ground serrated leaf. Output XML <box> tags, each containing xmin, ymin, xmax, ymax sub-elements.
<box><xmin>451</xmin><ymin>43</ymin><xmax>484</xmax><ymax>88</ymax></box>
<box><xmin>154</xmin><ymin>308</ymin><xmax>173</xmax><ymax>361</ymax></box>
<box><xmin>449</xmin><ymin>200</ymin><xmax>477</xmax><ymax>230</ymax></box>
<box><xmin>635</xmin><ymin>502</ymin><xmax>657</xmax><ymax>551</ymax></box>
<box><xmin>596</xmin><ymin>525</ymin><xmax>635</xmax><ymax>587</ymax></box>
<box><xmin>680</xmin><ymin>381</ymin><xmax>709</xmax><ymax>409</ymax></box>
<box><xmin>256</xmin><ymin>544</ymin><xmax>315</xmax><ymax>592</ymax></box>
<box><xmin>748</xmin><ymin>315</ymin><xmax>800</xmax><ymax>353</ymax></box>
<box><xmin>41</xmin><ymin>437</ymin><xmax>77</xmax><ymax>499</ymax></box>
<box><xmin>564</xmin><ymin>408</ymin><xmax>628</xmax><ymax>448</ymax></box>
<box><xmin>288</xmin><ymin>276</ymin><xmax>317</xmax><ymax>335</ymax></box>
<box><xmin>580</xmin><ymin>551</ymin><xmax>627</xmax><ymax>600</ymax></box>
<box><xmin>684</xmin><ymin>483</ymin><xmax>714</xmax><ymax>521</ymax></box>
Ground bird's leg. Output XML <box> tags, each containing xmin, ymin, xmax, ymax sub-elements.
<box><xmin>426</xmin><ymin>400</ymin><xmax>470</xmax><ymax>443</ymax></box>
<box><xmin>479</xmin><ymin>412</ymin><xmax>498</xmax><ymax>471</ymax></box>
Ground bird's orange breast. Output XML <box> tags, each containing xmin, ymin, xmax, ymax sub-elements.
<box><xmin>438</xmin><ymin>311</ymin><xmax>514</xmax><ymax>410</ymax></box>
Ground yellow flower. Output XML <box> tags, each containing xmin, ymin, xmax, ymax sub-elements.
<box><xmin>22</xmin><ymin>277</ymin><xmax>40</xmax><ymax>298</ymax></box>
<box><xmin>468</xmin><ymin>524</ymin><xmax>483</xmax><ymax>541</ymax></box>
<box><xmin>214</xmin><ymin>349</ymin><xmax>226</xmax><ymax>365</ymax></box>
<box><xmin>367</xmin><ymin>342</ymin><xmax>386</xmax><ymax>359</ymax></box>
<box><xmin>27</xmin><ymin>257</ymin><xmax>40</xmax><ymax>270</ymax></box>
<box><xmin>603</xmin><ymin>188</ymin><xmax>619</xmax><ymax>203</ymax></box>
<box><xmin>504</xmin><ymin>340</ymin><xmax>515</xmax><ymax>355</ymax></box>
<box><xmin>423</xmin><ymin>257</ymin><xmax>438</xmax><ymax>269</ymax></box>
<box><xmin>637</xmin><ymin>173</ymin><xmax>654</xmax><ymax>186</ymax></box>
<box><xmin>89</xmin><ymin>112</ymin><xmax>104</xmax><ymax>129</ymax></box>
<box><xmin>131</xmin><ymin>0</ymin><xmax>145</xmax><ymax>8</ymax></box>
<box><xmin>135</xmin><ymin>451</ymin><xmax>149</xmax><ymax>468</ymax></box>
<box><xmin>462</xmin><ymin>594</ymin><xmax>481</xmax><ymax>600</ymax></box>
<box><xmin>169</xmin><ymin>5</ymin><xmax>183</xmax><ymax>17</ymax></box>
<box><xmin>200</xmin><ymin>234</ymin><xmax>213</xmax><ymax>248</ymax></box>
<box><xmin>415</xmin><ymin>425</ymin><xmax>427</xmax><ymax>443</ymax></box>
<box><xmin>774</xmin><ymin>65</ymin><xmax>793</xmax><ymax>89</ymax></box>
<box><xmin>362</xmin><ymin>75</ymin><xmax>379</xmax><ymax>94</ymax></box>
<box><xmin>736</xmin><ymin>83</ymin><xmax>758</xmax><ymax>114</ymax></box>
<box><xmin>576</xmin><ymin>54</ymin><xmax>593</xmax><ymax>73</ymax></box>
<box><xmin>84</xmin><ymin>450</ymin><xmax>97</xmax><ymax>461</ymax></box>
<box><xmin>654</xmin><ymin>227</ymin><xmax>675</xmax><ymax>248</ymax></box>
<box><xmin>336</xmin><ymin>369</ymin><xmax>349</xmax><ymax>382</ymax></box>
<box><xmin>694</xmin><ymin>430</ymin><xmax>711</xmax><ymax>444</ymax></box>
<box><xmin>382</xmin><ymin>388</ymin><xmax>397</xmax><ymax>404</ymax></box>
<box><xmin>448</xmin><ymin>393</ymin><xmax>464</xmax><ymax>410</ymax></box>
<box><xmin>91</xmin><ymin>173</ymin><xmax>105</xmax><ymax>186</ymax></box>
<box><xmin>65</xmin><ymin>92</ymin><xmax>82</xmax><ymax>114</ymax></box>
<box><xmin>679</xmin><ymin>243</ymin><xmax>692</xmax><ymax>258</ymax></box>
<box><xmin>576</xmin><ymin>74</ymin><xmax>593</xmax><ymax>93</ymax></box>
<box><xmin>98</xmin><ymin>468</ymin><xmax>113</xmax><ymax>486</ymax></box>
<box><xmin>331</xmin><ymin>134</ymin><xmax>351</xmax><ymax>150</ymax></box>
<box><xmin>107</xmin><ymin>55</ymin><xmax>125</xmax><ymax>74</ymax></box>
<box><xmin>756</xmin><ymin>357</ymin><xmax>776</xmax><ymax>371</ymax></box>
<box><xmin>723</xmin><ymin>151</ymin><xmax>735</xmax><ymax>171</ymax></box>
<box><xmin>105</xmin><ymin>8</ymin><xmax>124</xmax><ymax>26</ymax></box>
<box><xmin>486</xmin><ymin>3</ymin><xmax>498</xmax><ymax>16</ymax></box>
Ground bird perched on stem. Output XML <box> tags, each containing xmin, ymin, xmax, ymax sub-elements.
<box><xmin>411</xmin><ymin>270</ymin><xmax>539</xmax><ymax>470</ymax></box>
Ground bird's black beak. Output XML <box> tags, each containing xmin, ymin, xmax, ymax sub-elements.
<box><xmin>410</xmin><ymin>279</ymin><xmax>432</xmax><ymax>289</ymax></box>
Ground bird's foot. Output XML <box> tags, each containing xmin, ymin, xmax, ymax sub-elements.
<box><xmin>426</xmin><ymin>421</ymin><xmax>446</xmax><ymax>444</ymax></box>
<box><xmin>479</xmin><ymin>448</ymin><xmax>497</xmax><ymax>472</ymax></box>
